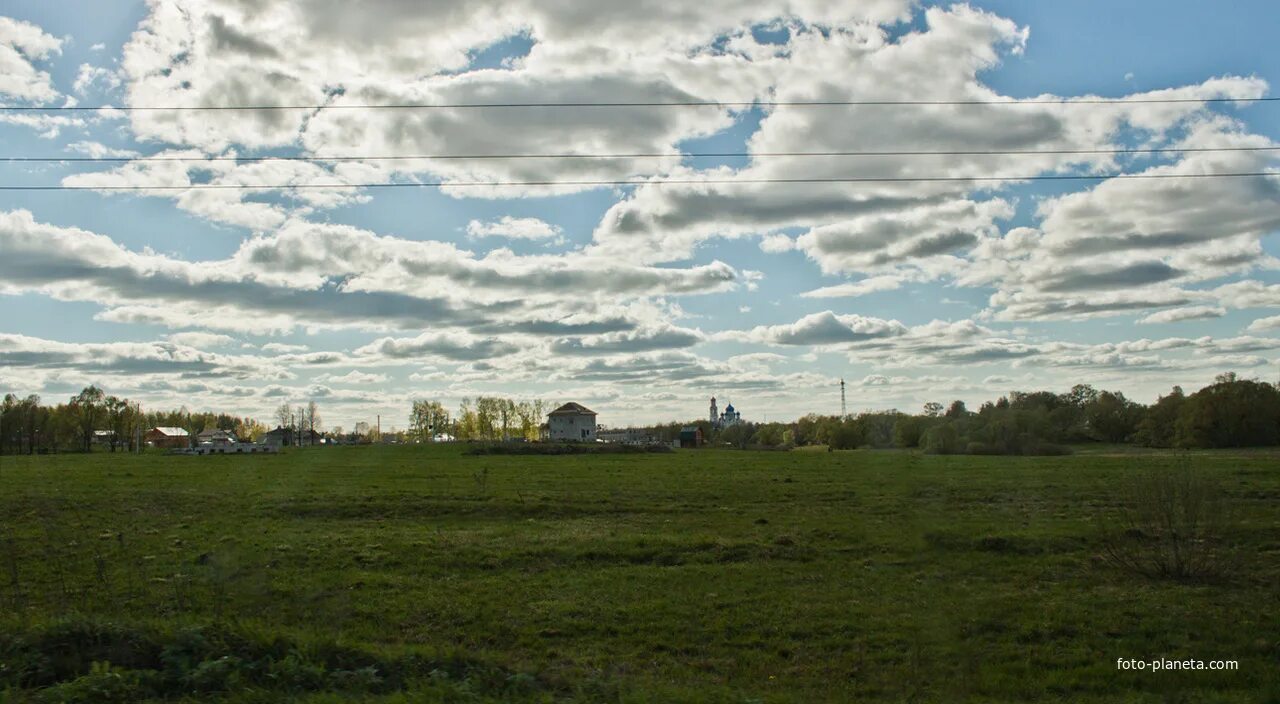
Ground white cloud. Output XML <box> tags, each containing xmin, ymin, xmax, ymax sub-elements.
<box><xmin>800</xmin><ymin>275</ymin><xmax>904</xmax><ymax>299</ymax></box>
<box><xmin>0</xmin><ymin>209</ymin><xmax>739</xmax><ymax>337</ymax></box>
<box><xmin>65</xmin><ymin>141</ymin><xmax>140</xmax><ymax>158</ymax></box>
<box><xmin>72</xmin><ymin>63</ymin><xmax>122</xmax><ymax>95</ymax></box>
<box><xmin>166</xmin><ymin>332</ymin><xmax>237</xmax><ymax>348</ymax></box>
<box><xmin>354</xmin><ymin>331</ymin><xmax>518</xmax><ymax>362</ymax></box>
<box><xmin>0</xmin><ymin>16</ymin><xmax>62</xmax><ymax>102</ymax></box>
<box><xmin>758</xmin><ymin>233</ymin><xmax>795</xmax><ymax>253</ymax></box>
<box><xmin>466</xmin><ymin>216</ymin><xmax>563</xmax><ymax>241</ymax></box>
<box><xmin>728</xmin><ymin>311</ymin><xmax>907</xmax><ymax>346</ymax></box>
<box><xmin>1246</xmin><ymin>315</ymin><xmax>1280</xmax><ymax>333</ymax></box>
<box><xmin>1137</xmin><ymin>306</ymin><xmax>1227</xmax><ymax>325</ymax></box>
<box><xmin>314</xmin><ymin>370</ymin><xmax>389</xmax><ymax>384</ymax></box>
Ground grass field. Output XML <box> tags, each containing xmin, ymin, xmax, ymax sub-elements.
<box><xmin>1</xmin><ymin>445</ymin><xmax>1278</xmax><ymax>702</ymax></box>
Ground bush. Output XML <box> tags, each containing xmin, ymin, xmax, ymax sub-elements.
<box><xmin>921</xmin><ymin>424</ymin><xmax>961</xmax><ymax>455</ymax></box>
<box><xmin>464</xmin><ymin>442</ymin><xmax>672</xmax><ymax>455</ymax></box>
<box><xmin>1</xmin><ymin>620</ymin><xmax>546</xmax><ymax>700</ymax></box>
<box><xmin>1099</xmin><ymin>465</ymin><xmax>1238</xmax><ymax>581</ymax></box>
<box><xmin>36</xmin><ymin>662</ymin><xmax>158</xmax><ymax>703</ymax></box>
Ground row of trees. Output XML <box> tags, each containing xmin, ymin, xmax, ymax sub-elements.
<box><xmin>273</xmin><ymin>401</ymin><xmax>323</xmax><ymax>446</ymax></box>
<box><xmin>406</xmin><ymin>397</ymin><xmax>555</xmax><ymax>442</ymax></box>
<box><xmin>1</xmin><ymin>386</ymin><xmax>270</xmax><ymax>455</ymax></box>
<box><xmin>7</xmin><ymin>373</ymin><xmax>1277</xmax><ymax>455</ymax></box>
<box><xmin>648</xmin><ymin>374</ymin><xmax>1280</xmax><ymax>454</ymax></box>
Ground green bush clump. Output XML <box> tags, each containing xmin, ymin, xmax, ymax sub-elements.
<box><xmin>0</xmin><ymin>619</ymin><xmax>546</xmax><ymax>701</ymax></box>
<box><xmin>464</xmin><ymin>442</ymin><xmax>672</xmax><ymax>455</ymax></box>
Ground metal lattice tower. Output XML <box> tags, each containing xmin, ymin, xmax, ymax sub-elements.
<box><xmin>840</xmin><ymin>378</ymin><xmax>847</xmax><ymax>417</ymax></box>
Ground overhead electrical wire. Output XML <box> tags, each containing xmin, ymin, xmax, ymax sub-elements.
<box><xmin>1</xmin><ymin>96</ymin><xmax>1276</xmax><ymax>111</ymax></box>
<box><xmin>2</xmin><ymin>171</ymin><xmax>1275</xmax><ymax>191</ymax></box>
<box><xmin>2</xmin><ymin>146</ymin><xmax>1278</xmax><ymax>164</ymax></box>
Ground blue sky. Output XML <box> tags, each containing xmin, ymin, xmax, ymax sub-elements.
<box><xmin>1</xmin><ymin>1</ymin><xmax>1278</xmax><ymax>429</ymax></box>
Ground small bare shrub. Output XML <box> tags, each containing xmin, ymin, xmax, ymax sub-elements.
<box><xmin>1099</xmin><ymin>464</ymin><xmax>1238</xmax><ymax>581</ymax></box>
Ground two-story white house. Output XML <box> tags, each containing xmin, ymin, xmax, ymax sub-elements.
<box><xmin>546</xmin><ymin>402</ymin><xmax>598</xmax><ymax>442</ymax></box>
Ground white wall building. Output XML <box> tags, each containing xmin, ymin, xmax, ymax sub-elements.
<box><xmin>547</xmin><ymin>402</ymin><xmax>598</xmax><ymax>441</ymax></box>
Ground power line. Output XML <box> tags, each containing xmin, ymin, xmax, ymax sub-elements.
<box><xmin>3</xmin><ymin>146</ymin><xmax>1278</xmax><ymax>164</ymax></box>
<box><xmin>1</xmin><ymin>96</ymin><xmax>1276</xmax><ymax>111</ymax></box>
<box><xmin>2</xmin><ymin>171</ymin><xmax>1275</xmax><ymax>191</ymax></box>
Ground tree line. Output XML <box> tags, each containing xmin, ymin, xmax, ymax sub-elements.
<box><xmin>1</xmin><ymin>386</ymin><xmax>269</xmax><ymax>455</ymax></box>
<box><xmin>638</xmin><ymin>373</ymin><xmax>1280</xmax><ymax>454</ymax></box>
<box><xmin>409</xmin><ymin>397</ymin><xmax>550</xmax><ymax>442</ymax></box>
<box><xmin>7</xmin><ymin>373</ymin><xmax>1277</xmax><ymax>455</ymax></box>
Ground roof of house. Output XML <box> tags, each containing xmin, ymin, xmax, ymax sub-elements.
<box><xmin>150</xmin><ymin>427</ymin><xmax>189</xmax><ymax>437</ymax></box>
<box><xmin>197</xmin><ymin>428</ymin><xmax>235</xmax><ymax>437</ymax></box>
<box><xmin>548</xmin><ymin>402</ymin><xmax>596</xmax><ymax>417</ymax></box>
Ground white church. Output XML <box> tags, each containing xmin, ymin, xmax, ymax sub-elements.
<box><xmin>709</xmin><ymin>397</ymin><xmax>743</xmax><ymax>428</ymax></box>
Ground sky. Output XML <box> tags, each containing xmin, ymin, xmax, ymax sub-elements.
<box><xmin>1</xmin><ymin>0</ymin><xmax>1278</xmax><ymax>431</ymax></box>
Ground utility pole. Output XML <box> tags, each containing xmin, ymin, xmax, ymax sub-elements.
<box><xmin>840</xmin><ymin>378</ymin><xmax>847</xmax><ymax>418</ymax></box>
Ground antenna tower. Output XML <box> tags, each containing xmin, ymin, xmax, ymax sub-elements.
<box><xmin>840</xmin><ymin>378</ymin><xmax>847</xmax><ymax>418</ymax></box>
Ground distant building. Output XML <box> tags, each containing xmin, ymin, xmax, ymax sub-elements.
<box><xmin>196</xmin><ymin>428</ymin><xmax>238</xmax><ymax>446</ymax></box>
<box><xmin>259</xmin><ymin>426</ymin><xmax>293</xmax><ymax>448</ymax></box>
<box><xmin>258</xmin><ymin>427</ymin><xmax>324</xmax><ymax>447</ymax></box>
<box><xmin>187</xmin><ymin>443</ymin><xmax>277</xmax><ymax>455</ymax></box>
<box><xmin>145</xmin><ymin>427</ymin><xmax>190</xmax><ymax>449</ymax></box>
<box><xmin>598</xmin><ymin>427</ymin><xmax>656</xmax><ymax>445</ymax></box>
<box><xmin>299</xmin><ymin>428</ymin><xmax>323</xmax><ymax>446</ymax></box>
<box><xmin>92</xmin><ymin>430</ymin><xmax>116</xmax><ymax>446</ymax></box>
<box><xmin>710</xmin><ymin>397</ymin><xmax>743</xmax><ymax>428</ymax></box>
<box><xmin>679</xmin><ymin>426</ymin><xmax>703</xmax><ymax>448</ymax></box>
<box><xmin>547</xmin><ymin>402</ymin><xmax>597</xmax><ymax>442</ymax></box>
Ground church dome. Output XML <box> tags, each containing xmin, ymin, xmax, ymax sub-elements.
<box><xmin>724</xmin><ymin>404</ymin><xmax>735</xmax><ymax>413</ymax></box>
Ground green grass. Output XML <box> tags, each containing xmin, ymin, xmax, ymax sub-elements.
<box><xmin>1</xmin><ymin>445</ymin><xmax>1278</xmax><ymax>702</ymax></box>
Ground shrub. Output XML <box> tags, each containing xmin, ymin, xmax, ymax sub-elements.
<box><xmin>36</xmin><ymin>662</ymin><xmax>158</xmax><ymax>703</ymax></box>
<box><xmin>921</xmin><ymin>424</ymin><xmax>961</xmax><ymax>455</ymax></box>
<box><xmin>464</xmin><ymin>442</ymin><xmax>671</xmax><ymax>455</ymax></box>
<box><xmin>1099</xmin><ymin>465</ymin><xmax>1238</xmax><ymax>581</ymax></box>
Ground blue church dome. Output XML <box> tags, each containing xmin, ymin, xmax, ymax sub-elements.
<box><xmin>724</xmin><ymin>404</ymin><xmax>735</xmax><ymax>413</ymax></box>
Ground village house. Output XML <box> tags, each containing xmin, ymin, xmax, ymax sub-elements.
<box><xmin>259</xmin><ymin>426</ymin><xmax>323</xmax><ymax>447</ymax></box>
<box><xmin>597</xmin><ymin>427</ymin><xmax>656</xmax><ymax>445</ymax></box>
<box><xmin>258</xmin><ymin>426</ymin><xmax>293</xmax><ymax>448</ymax></box>
<box><xmin>679</xmin><ymin>426</ymin><xmax>704</xmax><ymax>448</ymax></box>
<box><xmin>546</xmin><ymin>402</ymin><xmax>598</xmax><ymax>442</ymax></box>
<box><xmin>196</xmin><ymin>428</ymin><xmax>238</xmax><ymax>446</ymax></box>
<box><xmin>144</xmin><ymin>427</ymin><xmax>190</xmax><ymax>450</ymax></box>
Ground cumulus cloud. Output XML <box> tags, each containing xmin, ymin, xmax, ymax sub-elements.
<box><xmin>314</xmin><ymin>370</ymin><xmax>389</xmax><ymax>384</ymax></box>
<box><xmin>729</xmin><ymin>311</ymin><xmax>907</xmax><ymax>346</ymax></box>
<box><xmin>1138</xmin><ymin>306</ymin><xmax>1227</xmax><ymax>325</ymax></box>
<box><xmin>166</xmin><ymin>332</ymin><xmax>237</xmax><ymax>348</ymax></box>
<box><xmin>796</xmin><ymin>200</ymin><xmax>1012</xmax><ymax>275</ymax></box>
<box><xmin>0</xmin><ymin>16</ymin><xmax>62</xmax><ymax>102</ymax></box>
<box><xmin>108</xmin><ymin>0</ymin><xmax>909</xmax><ymax>190</ymax></box>
<box><xmin>1246</xmin><ymin>315</ymin><xmax>1280</xmax><ymax>333</ymax></box>
<box><xmin>72</xmin><ymin>63</ymin><xmax>122</xmax><ymax>95</ymax></box>
<box><xmin>549</xmin><ymin>326</ymin><xmax>704</xmax><ymax>356</ymax></box>
<box><xmin>0</xmin><ymin>210</ymin><xmax>739</xmax><ymax>336</ymax></box>
<box><xmin>467</xmin><ymin>216</ymin><xmax>563</xmax><ymax>241</ymax></box>
<box><xmin>0</xmin><ymin>333</ymin><xmax>282</xmax><ymax>378</ymax></box>
<box><xmin>800</xmin><ymin>275</ymin><xmax>904</xmax><ymax>299</ymax></box>
<box><xmin>354</xmin><ymin>331</ymin><xmax>519</xmax><ymax>362</ymax></box>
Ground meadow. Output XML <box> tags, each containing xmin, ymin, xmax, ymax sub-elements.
<box><xmin>0</xmin><ymin>444</ymin><xmax>1277</xmax><ymax>702</ymax></box>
